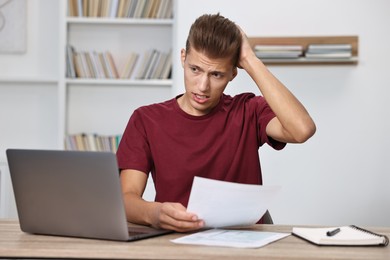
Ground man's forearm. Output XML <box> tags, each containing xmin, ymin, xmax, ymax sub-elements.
<box><xmin>123</xmin><ymin>192</ymin><xmax>160</xmax><ymax>227</ymax></box>
<box><xmin>244</xmin><ymin>55</ymin><xmax>316</xmax><ymax>142</ymax></box>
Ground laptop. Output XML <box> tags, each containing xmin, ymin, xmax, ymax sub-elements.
<box><xmin>6</xmin><ymin>149</ymin><xmax>172</xmax><ymax>241</ymax></box>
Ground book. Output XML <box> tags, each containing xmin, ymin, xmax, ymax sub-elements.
<box><xmin>144</xmin><ymin>50</ymin><xmax>160</xmax><ymax>79</ymax></box>
<box><xmin>155</xmin><ymin>0</ymin><xmax>171</xmax><ymax>18</ymax></box>
<box><xmin>91</xmin><ymin>51</ymin><xmax>106</xmax><ymax>78</ymax></box>
<box><xmin>148</xmin><ymin>0</ymin><xmax>160</xmax><ymax>18</ymax></box>
<box><xmin>98</xmin><ymin>52</ymin><xmax>110</xmax><ymax>78</ymax></box>
<box><xmin>120</xmin><ymin>52</ymin><xmax>139</xmax><ymax>79</ymax></box>
<box><xmin>134</xmin><ymin>49</ymin><xmax>155</xmax><ymax>79</ymax></box>
<box><xmin>307</xmin><ymin>44</ymin><xmax>352</xmax><ymax>53</ymax></box>
<box><xmin>109</xmin><ymin>0</ymin><xmax>119</xmax><ymax>17</ymax></box>
<box><xmin>254</xmin><ymin>45</ymin><xmax>303</xmax><ymax>59</ymax></box>
<box><xmin>66</xmin><ymin>45</ymin><xmax>76</xmax><ymax>78</ymax></box>
<box><xmin>79</xmin><ymin>52</ymin><xmax>92</xmax><ymax>78</ymax></box>
<box><xmin>73</xmin><ymin>52</ymin><xmax>85</xmax><ymax>78</ymax></box>
<box><xmin>305</xmin><ymin>43</ymin><xmax>353</xmax><ymax>59</ymax></box>
<box><xmin>123</xmin><ymin>0</ymin><xmax>136</xmax><ymax>18</ymax></box>
<box><xmin>103</xmin><ymin>51</ymin><xmax>119</xmax><ymax>78</ymax></box>
<box><xmin>254</xmin><ymin>45</ymin><xmax>303</xmax><ymax>52</ymax></box>
<box><xmin>118</xmin><ymin>0</ymin><xmax>131</xmax><ymax>18</ymax></box>
<box><xmin>133</xmin><ymin>0</ymin><xmax>146</xmax><ymax>18</ymax></box>
<box><xmin>255</xmin><ymin>51</ymin><xmax>303</xmax><ymax>59</ymax></box>
<box><xmin>160</xmin><ymin>49</ymin><xmax>172</xmax><ymax>79</ymax></box>
<box><xmin>151</xmin><ymin>51</ymin><xmax>167</xmax><ymax>79</ymax></box>
<box><xmin>65</xmin><ymin>133</ymin><xmax>122</xmax><ymax>153</ymax></box>
<box><xmin>292</xmin><ymin>225</ymin><xmax>389</xmax><ymax>246</ymax></box>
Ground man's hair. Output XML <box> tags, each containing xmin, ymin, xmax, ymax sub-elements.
<box><xmin>185</xmin><ymin>13</ymin><xmax>242</xmax><ymax>67</ymax></box>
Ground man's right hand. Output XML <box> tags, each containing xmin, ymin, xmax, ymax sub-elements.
<box><xmin>150</xmin><ymin>202</ymin><xmax>204</xmax><ymax>232</ymax></box>
<box><xmin>120</xmin><ymin>169</ymin><xmax>204</xmax><ymax>233</ymax></box>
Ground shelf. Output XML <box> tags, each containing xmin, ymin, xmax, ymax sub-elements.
<box><xmin>248</xmin><ymin>36</ymin><xmax>359</xmax><ymax>65</ymax></box>
<box><xmin>61</xmin><ymin>0</ymin><xmax>175</xmax><ymax>144</ymax></box>
<box><xmin>65</xmin><ymin>78</ymin><xmax>172</xmax><ymax>86</ymax></box>
<box><xmin>0</xmin><ymin>77</ymin><xmax>58</xmax><ymax>84</ymax></box>
<box><xmin>66</xmin><ymin>17</ymin><xmax>174</xmax><ymax>25</ymax></box>
<box><xmin>260</xmin><ymin>57</ymin><xmax>358</xmax><ymax>65</ymax></box>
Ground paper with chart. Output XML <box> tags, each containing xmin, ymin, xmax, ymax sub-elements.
<box><xmin>187</xmin><ymin>177</ymin><xmax>281</xmax><ymax>228</ymax></box>
<box><xmin>171</xmin><ymin>228</ymin><xmax>290</xmax><ymax>248</ymax></box>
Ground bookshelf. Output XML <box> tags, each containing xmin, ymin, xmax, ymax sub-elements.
<box><xmin>248</xmin><ymin>36</ymin><xmax>358</xmax><ymax>65</ymax></box>
<box><xmin>59</xmin><ymin>0</ymin><xmax>175</xmax><ymax>151</ymax></box>
<box><xmin>66</xmin><ymin>17</ymin><xmax>174</xmax><ymax>25</ymax></box>
<box><xmin>66</xmin><ymin>78</ymin><xmax>172</xmax><ymax>86</ymax></box>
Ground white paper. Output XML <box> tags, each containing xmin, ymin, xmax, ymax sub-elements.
<box><xmin>171</xmin><ymin>229</ymin><xmax>290</xmax><ymax>248</ymax></box>
<box><xmin>187</xmin><ymin>177</ymin><xmax>281</xmax><ymax>228</ymax></box>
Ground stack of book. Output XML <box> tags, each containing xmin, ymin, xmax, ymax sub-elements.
<box><xmin>66</xmin><ymin>46</ymin><xmax>119</xmax><ymax>79</ymax></box>
<box><xmin>132</xmin><ymin>49</ymin><xmax>172</xmax><ymax>80</ymax></box>
<box><xmin>305</xmin><ymin>44</ymin><xmax>352</xmax><ymax>59</ymax></box>
<box><xmin>67</xmin><ymin>0</ymin><xmax>173</xmax><ymax>19</ymax></box>
<box><xmin>254</xmin><ymin>45</ymin><xmax>303</xmax><ymax>59</ymax></box>
<box><xmin>66</xmin><ymin>45</ymin><xmax>172</xmax><ymax>79</ymax></box>
<box><xmin>65</xmin><ymin>133</ymin><xmax>122</xmax><ymax>153</ymax></box>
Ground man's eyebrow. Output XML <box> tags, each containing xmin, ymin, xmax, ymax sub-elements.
<box><xmin>188</xmin><ymin>63</ymin><xmax>202</xmax><ymax>70</ymax></box>
<box><xmin>188</xmin><ymin>63</ymin><xmax>225</xmax><ymax>75</ymax></box>
<box><xmin>211</xmin><ymin>70</ymin><xmax>225</xmax><ymax>75</ymax></box>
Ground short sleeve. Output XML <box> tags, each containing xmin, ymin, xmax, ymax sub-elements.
<box><xmin>251</xmin><ymin>96</ymin><xmax>286</xmax><ymax>150</ymax></box>
<box><xmin>116</xmin><ymin>109</ymin><xmax>153</xmax><ymax>174</ymax></box>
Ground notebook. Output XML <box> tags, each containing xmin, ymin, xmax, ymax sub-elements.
<box><xmin>292</xmin><ymin>225</ymin><xmax>389</xmax><ymax>246</ymax></box>
<box><xmin>6</xmin><ymin>149</ymin><xmax>172</xmax><ymax>241</ymax></box>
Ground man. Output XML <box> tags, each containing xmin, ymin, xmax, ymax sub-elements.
<box><xmin>116</xmin><ymin>13</ymin><xmax>316</xmax><ymax>232</ymax></box>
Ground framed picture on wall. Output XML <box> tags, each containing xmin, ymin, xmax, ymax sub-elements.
<box><xmin>0</xmin><ymin>0</ymin><xmax>26</xmax><ymax>54</ymax></box>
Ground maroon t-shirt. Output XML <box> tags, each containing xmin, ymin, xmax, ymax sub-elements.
<box><xmin>117</xmin><ymin>93</ymin><xmax>285</xmax><ymax>207</ymax></box>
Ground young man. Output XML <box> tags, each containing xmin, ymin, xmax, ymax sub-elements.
<box><xmin>117</xmin><ymin>13</ymin><xmax>316</xmax><ymax>232</ymax></box>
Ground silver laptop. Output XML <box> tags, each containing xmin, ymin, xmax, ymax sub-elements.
<box><xmin>6</xmin><ymin>149</ymin><xmax>172</xmax><ymax>241</ymax></box>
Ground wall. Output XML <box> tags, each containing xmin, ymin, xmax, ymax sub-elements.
<box><xmin>0</xmin><ymin>0</ymin><xmax>60</xmax><ymax>218</ymax></box>
<box><xmin>173</xmin><ymin>0</ymin><xmax>390</xmax><ymax>226</ymax></box>
<box><xmin>0</xmin><ymin>0</ymin><xmax>60</xmax><ymax>162</ymax></box>
<box><xmin>0</xmin><ymin>0</ymin><xmax>389</xmax><ymax>226</ymax></box>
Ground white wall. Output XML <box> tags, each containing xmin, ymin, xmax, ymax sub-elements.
<box><xmin>173</xmin><ymin>0</ymin><xmax>390</xmax><ymax>226</ymax></box>
<box><xmin>0</xmin><ymin>0</ymin><xmax>60</xmax><ymax>162</ymax></box>
<box><xmin>1</xmin><ymin>0</ymin><xmax>389</xmax><ymax>227</ymax></box>
<box><xmin>0</xmin><ymin>0</ymin><xmax>60</xmax><ymax>218</ymax></box>
<box><xmin>0</xmin><ymin>0</ymin><xmax>59</xmax><ymax>78</ymax></box>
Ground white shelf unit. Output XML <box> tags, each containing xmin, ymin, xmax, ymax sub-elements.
<box><xmin>66</xmin><ymin>17</ymin><xmax>174</xmax><ymax>25</ymax></box>
<box><xmin>58</xmin><ymin>0</ymin><xmax>175</xmax><ymax>149</ymax></box>
<box><xmin>66</xmin><ymin>78</ymin><xmax>172</xmax><ymax>86</ymax></box>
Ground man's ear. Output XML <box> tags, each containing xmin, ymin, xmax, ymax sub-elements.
<box><xmin>180</xmin><ymin>48</ymin><xmax>186</xmax><ymax>68</ymax></box>
<box><xmin>231</xmin><ymin>67</ymin><xmax>238</xmax><ymax>81</ymax></box>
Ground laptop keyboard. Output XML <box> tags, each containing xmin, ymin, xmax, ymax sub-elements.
<box><xmin>128</xmin><ymin>231</ymin><xmax>147</xmax><ymax>236</ymax></box>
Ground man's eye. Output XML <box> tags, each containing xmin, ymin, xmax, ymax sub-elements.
<box><xmin>212</xmin><ymin>73</ymin><xmax>222</xmax><ymax>78</ymax></box>
<box><xmin>190</xmin><ymin>67</ymin><xmax>198</xmax><ymax>72</ymax></box>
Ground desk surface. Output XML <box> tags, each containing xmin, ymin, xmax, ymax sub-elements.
<box><xmin>0</xmin><ymin>219</ymin><xmax>389</xmax><ymax>260</ymax></box>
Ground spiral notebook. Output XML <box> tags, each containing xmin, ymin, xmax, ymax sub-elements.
<box><xmin>292</xmin><ymin>225</ymin><xmax>389</xmax><ymax>246</ymax></box>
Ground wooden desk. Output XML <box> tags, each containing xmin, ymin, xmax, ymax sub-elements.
<box><xmin>0</xmin><ymin>219</ymin><xmax>388</xmax><ymax>259</ymax></box>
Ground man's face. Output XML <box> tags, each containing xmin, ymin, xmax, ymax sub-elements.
<box><xmin>179</xmin><ymin>48</ymin><xmax>237</xmax><ymax>116</ymax></box>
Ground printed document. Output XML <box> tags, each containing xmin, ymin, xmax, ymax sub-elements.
<box><xmin>186</xmin><ymin>176</ymin><xmax>281</xmax><ymax>228</ymax></box>
<box><xmin>171</xmin><ymin>228</ymin><xmax>290</xmax><ymax>248</ymax></box>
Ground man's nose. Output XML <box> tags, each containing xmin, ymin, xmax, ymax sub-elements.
<box><xmin>198</xmin><ymin>75</ymin><xmax>210</xmax><ymax>92</ymax></box>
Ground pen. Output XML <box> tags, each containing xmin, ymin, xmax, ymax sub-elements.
<box><xmin>327</xmin><ymin>228</ymin><xmax>341</xmax><ymax>237</ymax></box>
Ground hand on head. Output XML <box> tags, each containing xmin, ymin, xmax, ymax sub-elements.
<box><xmin>236</xmin><ymin>25</ymin><xmax>258</xmax><ymax>70</ymax></box>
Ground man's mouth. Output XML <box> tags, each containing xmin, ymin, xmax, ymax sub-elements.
<box><xmin>194</xmin><ymin>94</ymin><xmax>208</xmax><ymax>100</ymax></box>
<box><xmin>192</xmin><ymin>93</ymin><xmax>209</xmax><ymax>104</ymax></box>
